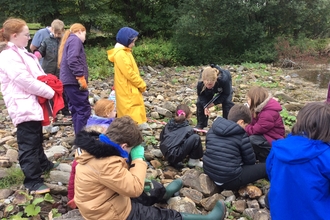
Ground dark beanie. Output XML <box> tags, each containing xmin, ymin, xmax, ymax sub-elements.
<box><xmin>116</xmin><ymin>27</ymin><xmax>139</xmax><ymax>47</ymax></box>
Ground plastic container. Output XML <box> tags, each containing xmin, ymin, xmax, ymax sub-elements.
<box><xmin>108</xmin><ymin>87</ymin><xmax>116</xmax><ymax>106</ymax></box>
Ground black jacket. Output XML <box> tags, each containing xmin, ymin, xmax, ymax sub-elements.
<box><xmin>38</xmin><ymin>34</ymin><xmax>60</xmax><ymax>77</ymax></box>
<box><xmin>159</xmin><ymin>119</ymin><xmax>194</xmax><ymax>157</ymax></box>
<box><xmin>197</xmin><ymin>65</ymin><xmax>232</xmax><ymax>108</ymax></box>
<box><xmin>203</xmin><ymin>117</ymin><xmax>256</xmax><ymax>183</ymax></box>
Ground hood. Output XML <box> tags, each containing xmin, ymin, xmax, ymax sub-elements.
<box><xmin>255</xmin><ymin>95</ymin><xmax>282</xmax><ymax>113</ymax></box>
<box><xmin>166</xmin><ymin>119</ymin><xmax>190</xmax><ymax>131</ymax></box>
<box><xmin>211</xmin><ymin>117</ymin><xmax>245</xmax><ymax>137</ymax></box>
<box><xmin>271</xmin><ymin>134</ymin><xmax>330</xmax><ymax>164</ymax></box>
<box><xmin>107</xmin><ymin>47</ymin><xmax>131</xmax><ymax>63</ymax></box>
<box><xmin>116</xmin><ymin>27</ymin><xmax>138</xmax><ymax>47</ymax></box>
<box><xmin>74</xmin><ymin>130</ymin><xmax>123</xmax><ymax>165</ymax></box>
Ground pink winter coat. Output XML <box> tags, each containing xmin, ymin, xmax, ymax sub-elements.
<box><xmin>0</xmin><ymin>42</ymin><xmax>54</xmax><ymax>126</ymax></box>
<box><xmin>245</xmin><ymin>96</ymin><xmax>285</xmax><ymax>145</ymax></box>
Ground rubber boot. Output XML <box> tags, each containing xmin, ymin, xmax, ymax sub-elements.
<box><xmin>163</xmin><ymin>178</ymin><xmax>183</xmax><ymax>200</ymax></box>
<box><xmin>181</xmin><ymin>200</ymin><xmax>226</xmax><ymax>220</ymax></box>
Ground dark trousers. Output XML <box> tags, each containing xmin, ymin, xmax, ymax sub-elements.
<box><xmin>17</xmin><ymin>121</ymin><xmax>53</xmax><ymax>190</ymax></box>
<box><xmin>166</xmin><ymin>134</ymin><xmax>203</xmax><ymax>165</ymax></box>
<box><xmin>219</xmin><ymin>163</ymin><xmax>267</xmax><ymax>191</ymax></box>
<box><xmin>61</xmin><ymin>92</ymin><xmax>71</xmax><ymax>115</ymax></box>
<box><xmin>127</xmin><ymin>181</ymin><xmax>182</xmax><ymax>220</ymax></box>
<box><xmin>64</xmin><ymin>85</ymin><xmax>91</xmax><ymax>134</ymax></box>
<box><xmin>196</xmin><ymin>94</ymin><xmax>234</xmax><ymax>128</ymax></box>
<box><xmin>250</xmin><ymin>135</ymin><xmax>271</xmax><ymax>163</ymax></box>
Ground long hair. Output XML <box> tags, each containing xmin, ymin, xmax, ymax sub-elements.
<box><xmin>247</xmin><ymin>86</ymin><xmax>269</xmax><ymax>116</ymax></box>
<box><xmin>292</xmin><ymin>102</ymin><xmax>330</xmax><ymax>142</ymax></box>
<box><xmin>0</xmin><ymin>18</ymin><xmax>26</xmax><ymax>42</ymax></box>
<box><xmin>58</xmin><ymin>23</ymin><xmax>86</xmax><ymax>68</ymax></box>
<box><xmin>174</xmin><ymin>104</ymin><xmax>191</xmax><ymax>124</ymax></box>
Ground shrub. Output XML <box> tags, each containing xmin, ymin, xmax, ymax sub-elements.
<box><xmin>85</xmin><ymin>46</ymin><xmax>113</xmax><ymax>80</ymax></box>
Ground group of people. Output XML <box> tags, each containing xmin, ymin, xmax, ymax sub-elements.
<box><xmin>0</xmin><ymin>17</ymin><xmax>329</xmax><ymax>220</ymax></box>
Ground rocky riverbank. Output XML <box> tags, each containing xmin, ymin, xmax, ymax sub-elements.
<box><xmin>0</xmin><ymin>64</ymin><xmax>327</xmax><ymax>219</ymax></box>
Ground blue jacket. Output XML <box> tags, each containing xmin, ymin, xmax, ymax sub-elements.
<box><xmin>60</xmin><ymin>34</ymin><xmax>88</xmax><ymax>85</ymax></box>
<box><xmin>266</xmin><ymin>134</ymin><xmax>330</xmax><ymax>220</ymax></box>
<box><xmin>86</xmin><ymin>115</ymin><xmax>114</xmax><ymax>129</ymax></box>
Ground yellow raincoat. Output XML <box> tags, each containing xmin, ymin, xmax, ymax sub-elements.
<box><xmin>107</xmin><ymin>46</ymin><xmax>147</xmax><ymax>124</ymax></box>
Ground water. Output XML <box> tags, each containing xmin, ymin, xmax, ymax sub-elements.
<box><xmin>289</xmin><ymin>68</ymin><xmax>330</xmax><ymax>89</ymax></box>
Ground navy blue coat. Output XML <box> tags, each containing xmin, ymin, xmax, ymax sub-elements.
<box><xmin>204</xmin><ymin>117</ymin><xmax>256</xmax><ymax>183</ymax></box>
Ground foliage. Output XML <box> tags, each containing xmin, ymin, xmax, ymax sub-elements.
<box><xmin>144</xmin><ymin>136</ymin><xmax>158</xmax><ymax>146</ymax></box>
<box><xmin>0</xmin><ymin>167</ymin><xmax>24</xmax><ymax>189</ymax></box>
<box><xmin>280</xmin><ymin>108</ymin><xmax>297</xmax><ymax>127</ymax></box>
<box><xmin>85</xmin><ymin>46</ymin><xmax>113</xmax><ymax>80</ymax></box>
<box><xmin>134</xmin><ymin>38</ymin><xmax>183</xmax><ymax>66</ymax></box>
<box><xmin>2</xmin><ymin>192</ymin><xmax>60</xmax><ymax>219</ymax></box>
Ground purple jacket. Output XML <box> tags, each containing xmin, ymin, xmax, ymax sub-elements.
<box><xmin>59</xmin><ymin>34</ymin><xmax>88</xmax><ymax>85</ymax></box>
<box><xmin>245</xmin><ymin>97</ymin><xmax>285</xmax><ymax>145</ymax></box>
<box><xmin>86</xmin><ymin>115</ymin><xmax>114</xmax><ymax>129</ymax></box>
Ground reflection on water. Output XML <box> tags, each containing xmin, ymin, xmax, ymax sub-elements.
<box><xmin>289</xmin><ymin>69</ymin><xmax>330</xmax><ymax>89</ymax></box>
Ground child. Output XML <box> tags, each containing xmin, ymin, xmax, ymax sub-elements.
<box><xmin>0</xmin><ymin>18</ymin><xmax>57</xmax><ymax>194</ymax></box>
<box><xmin>67</xmin><ymin>99</ymin><xmax>116</xmax><ymax>206</ymax></box>
<box><xmin>266</xmin><ymin>102</ymin><xmax>330</xmax><ymax>220</ymax></box>
<box><xmin>107</xmin><ymin>27</ymin><xmax>147</xmax><ymax>125</ymax></box>
<box><xmin>86</xmin><ymin>99</ymin><xmax>116</xmax><ymax>128</ymax></box>
<box><xmin>35</xmin><ymin>19</ymin><xmax>70</xmax><ymax>116</ymax></box>
<box><xmin>196</xmin><ymin>64</ymin><xmax>234</xmax><ymax>129</ymax></box>
<box><xmin>74</xmin><ymin>116</ymin><xmax>226</xmax><ymax>220</ymax></box>
<box><xmin>245</xmin><ymin>86</ymin><xmax>285</xmax><ymax>162</ymax></box>
<box><xmin>58</xmin><ymin>23</ymin><xmax>91</xmax><ymax>134</ymax></box>
<box><xmin>204</xmin><ymin>104</ymin><xmax>267</xmax><ymax>190</ymax></box>
<box><xmin>160</xmin><ymin>104</ymin><xmax>203</xmax><ymax>168</ymax></box>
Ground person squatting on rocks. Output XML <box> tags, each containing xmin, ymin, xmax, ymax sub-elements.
<box><xmin>204</xmin><ymin>104</ymin><xmax>267</xmax><ymax>191</ymax></box>
<box><xmin>107</xmin><ymin>27</ymin><xmax>148</xmax><ymax>125</ymax></box>
<box><xmin>58</xmin><ymin>23</ymin><xmax>91</xmax><ymax>135</ymax></box>
<box><xmin>0</xmin><ymin>18</ymin><xmax>59</xmax><ymax>194</ymax></box>
<box><xmin>73</xmin><ymin>116</ymin><xmax>226</xmax><ymax>220</ymax></box>
<box><xmin>159</xmin><ymin>104</ymin><xmax>204</xmax><ymax>168</ymax></box>
<box><xmin>196</xmin><ymin>64</ymin><xmax>234</xmax><ymax>130</ymax></box>
<box><xmin>34</xmin><ymin>19</ymin><xmax>71</xmax><ymax>116</ymax></box>
<box><xmin>266</xmin><ymin>102</ymin><xmax>330</xmax><ymax>220</ymax></box>
<box><xmin>244</xmin><ymin>86</ymin><xmax>285</xmax><ymax>162</ymax></box>
<box><xmin>67</xmin><ymin>99</ymin><xmax>116</xmax><ymax>208</ymax></box>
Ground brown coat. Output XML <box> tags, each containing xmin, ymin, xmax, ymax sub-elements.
<box><xmin>74</xmin><ymin>131</ymin><xmax>147</xmax><ymax>220</ymax></box>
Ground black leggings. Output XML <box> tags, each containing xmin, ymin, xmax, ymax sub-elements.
<box><xmin>219</xmin><ymin>163</ymin><xmax>267</xmax><ymax>190</ymax></box>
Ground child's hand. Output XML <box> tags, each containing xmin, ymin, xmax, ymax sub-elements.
<box><xmin>34</xmin><ymin>51</ymin><xmax>42</xmax><ymax>59</ymax></box>
<box><xmin>204</xmin><ymin>108</ymin><xmax>210</xmax><ymax>116</ymax></box>
<box><xmin>130</xmin><ymin>145</ymin><xmax>145</xmax><ymax>160</ymax></box>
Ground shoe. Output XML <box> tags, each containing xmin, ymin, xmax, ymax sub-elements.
<box><xmin>181</xmin><ymin>200</ymin><xmax>227</xmax><ymax>220</ymax></box>
<box><xmin>35</xmin><ymin>184</ymin><xmax>50</xmax><ymax>195</ymax></box>
<box><xmin>43</xmin><ymin>162</ymin><xmax>60</xmax><ymax>173</ymax></box>
<box><xmin>163</xmin><ymin>178</ymin><xmax>183</xmax><ymax>200</ymax></box>
<box><xmin>194</xmin><ymin>126</ymin><xmax>204</xmax><ymax>130</ymax></box>
<box><xmin>187</xmin><ymin>158</ymin><xmax>203</xmax><ymax>168</ymax></box>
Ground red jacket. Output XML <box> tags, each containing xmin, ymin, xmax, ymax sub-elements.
<box><xmin>37</xmin><ymin>74</ymin><xmax>64</xmax><ymax>126</ymax></box>
<box><xmin>68</xmin><ymin>159</ymin><xmax>78</xmax><ymax>201</ymax></box>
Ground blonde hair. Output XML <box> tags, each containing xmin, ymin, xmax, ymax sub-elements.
<box><xmin>200</xmin><ymin>67</ymin><xmax>219</xmax><ymax>93</ymax></box>
<box><xmin>0</xmin><ymin>18</ymin><xmax>26</xmax><ymax>42</ymax></box>
<box><xmin>51</xmin><ymin>19</ymin><xmax>65</xmax><ymax>32</ymax></box>
<box><xmin>94</xmin><ymin>99</ymin><xmax>115</xmax><ymax>118</ymax></box>
<box><xmin>58</xmin><ymin>23</ymin><xmax>86</xmax><ymax>68</ymax></box>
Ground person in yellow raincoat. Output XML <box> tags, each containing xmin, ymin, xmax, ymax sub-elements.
<box><xmin>107</xmin><ymin>27</ymin><xmax>147</xmax><ymax>125</ymax></box>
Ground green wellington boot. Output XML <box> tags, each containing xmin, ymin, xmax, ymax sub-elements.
<box><xmin>163</xmin><ymin>178</ymin><xmax>183</xmax><ymax>200</ymax></box>
<box><xmin>181</xmin><ymin>200</ymin><xmax>227</xmax><ymax>220</ymax></box>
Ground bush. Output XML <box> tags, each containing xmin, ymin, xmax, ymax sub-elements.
<box><xmin>85</xmin><ymin>46</ymin><xmax>113</xmax><ymax>80</ymax></box>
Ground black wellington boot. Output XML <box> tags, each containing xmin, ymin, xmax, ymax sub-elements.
<box><xmin>181</xmin><ymin>200</ymin><xmax>226</xmax><ymax>220</ymax></box>
<box><xmin>163</xmin><ymin>178</ymin><xmax>183</xmax><ymax>200</ymax></box>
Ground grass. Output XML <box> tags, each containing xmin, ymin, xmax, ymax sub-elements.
<box><xmin>0</xmin><ymin>167</ymin><xmax>24</xmax><ymax>189</ymax></box>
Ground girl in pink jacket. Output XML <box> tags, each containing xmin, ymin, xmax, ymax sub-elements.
<box><xmin>0</xmin><ymin>18</ymin><xmax>56</xmax><ymax>194</ymax></box>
